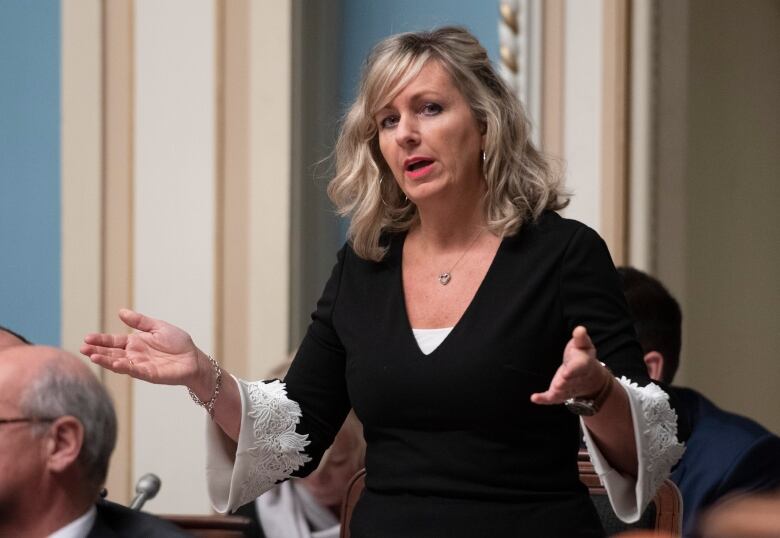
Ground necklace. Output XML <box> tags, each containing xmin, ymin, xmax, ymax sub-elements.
<box><xmin>437</xmin><ymin>229</ymin><xmax>484</xmax><ymax>286</ymax></box>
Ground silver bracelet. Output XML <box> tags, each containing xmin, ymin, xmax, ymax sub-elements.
<box><xmin>187</xmin><ymin>355</ymin><xmax>223</xmax><ymax>419</ymax></box>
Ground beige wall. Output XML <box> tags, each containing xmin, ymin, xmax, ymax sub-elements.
<box><xmin>552</xmin><ymin>0</ymin><xmax>629</xmax><ymax>262</ymax></box>
<box><xmin>60</xmin><ymin>0</ymin><xmax>293</xmax><ymax>513</ymax></box>
<box><xmin>560</xmin><ymin>0</ymin><xmax>605</xmax><ymax>232</ymax></box>
<box><xmin>132</xmin><ymin>0</ymin><xmax>217</xmax><ymax>514</ymax></box>
<box><xmin>676</xmin><ymin>0</ymin><xmax>780</xmax><ymax>433</ymax></box>
<box><xmin>60</xmin><ymin>0</ymin><xmax>102</xmax><ymax>361</ymax></box>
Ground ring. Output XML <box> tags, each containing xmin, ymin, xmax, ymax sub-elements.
<box><xmin>129</xmin><ymin>359</ymin><xmax>134</xmax><ymax>367</ymax></box>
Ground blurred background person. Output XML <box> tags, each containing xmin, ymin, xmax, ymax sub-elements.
<box><xmin>619</xmin><ymin>266</ymin><xmax>780</xmax><ymax>537</ymax></box>
<box><xmin>234</xmin><ymin>357</ymin><xmax>365</xmax><ymax>538</ymax></box>
<box><xmin>696</xmin><ymin>490</ymin><xmax>780</xmax><ymax>538</ymax></box>
<box><xmin>235</xmin><ymin>411</ymin><xmax>364</xmax><ymax>538</ymax></box>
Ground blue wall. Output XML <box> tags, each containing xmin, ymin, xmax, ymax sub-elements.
<box><xmin>340</xmin><ymin>0</ymin><xmax>500</xmax><ymax>106</ymax></box>
<box><xmin>0</xmin><ymin>0</ymin><xmax>61</xmax><ymax>345</ymax></box>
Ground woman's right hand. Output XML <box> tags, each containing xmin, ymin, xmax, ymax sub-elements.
<box><xmin>81</xmin><ymin>308</ymin><xmax>210</xmax><ymax>391</ymax></box>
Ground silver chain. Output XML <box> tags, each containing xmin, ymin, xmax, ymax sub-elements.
<box><xmin>438</xmin><ymin>229</ymin><xmax>485</xmax><ymax>286</ymax></box>
<box><xmin>187</xmin><ymin>355</ymin><xmax>223</xmax><ymax>419</ymax></box>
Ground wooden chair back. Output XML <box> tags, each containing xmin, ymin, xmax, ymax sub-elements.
<box><xmin>578</xmin><ymin>450</ymin><xmax>682</xmax><ymax>535</ymax></box>
<box><xmin>339</xmin><ymin>468</ymin><xmax>366</xmax><ymax>538</ymax></box>
<box><xmin>160</xmin><ymin>514</ymin><xmax>253</xmax><ymax>538</ymax></box>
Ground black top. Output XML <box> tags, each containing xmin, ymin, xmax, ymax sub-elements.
<box><xmin>284</xmin><ymin>211</ymin><xmax>655</xmax><ymax>537</ymax></box>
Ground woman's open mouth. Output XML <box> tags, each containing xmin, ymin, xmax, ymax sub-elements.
<box><xmin>405</xmin><ymin>159</ymin><xmax>435</xmax><ymax>179</ymax></box>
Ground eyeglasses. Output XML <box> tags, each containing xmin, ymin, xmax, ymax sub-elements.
<box><xmin>0</xmin><ymin>417</ymin><xmax>57</xmax><ymax>426</ymax></box>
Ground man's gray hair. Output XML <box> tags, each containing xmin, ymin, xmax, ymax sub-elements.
<box><xmin>19</xmin><ymin>361</ymin><xmax>117</xmax><ymax>491</ymax></box>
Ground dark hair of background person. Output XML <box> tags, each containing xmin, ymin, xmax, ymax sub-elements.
<box><xmin>0</xmin><ymin>324</ymin><xmax>32</xmax><ymax>344</ymax></box>
<box><xmin>617</xmin><ymin>267</ymin><xmax>682</xmax><ymax>385</ymax></box>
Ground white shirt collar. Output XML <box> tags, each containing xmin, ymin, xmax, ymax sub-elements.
<box><xmin>48</xmin><ymin>505</ymin><xmax>97</xmax><ymax>538</ymax></box>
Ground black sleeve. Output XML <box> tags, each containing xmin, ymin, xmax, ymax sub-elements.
<box><xmin>560</xmin><ymin>225</ymin><xmax>691</xmax><ymax>440</ymax></box>
<box><xmin>284</xmin><ymin>245</ymin><xmax>352</xmax><ymax>477</ymax></box>
<box><xmin>560</xmin><ymin>225</ymin><xmax>649</xmax><ymax>381</ymax></box>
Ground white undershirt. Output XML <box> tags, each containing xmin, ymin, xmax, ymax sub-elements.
<box><xmin>411</xmin><ymin>327</ymin><xmax>453</xmax><ymax>354</ymax></box>
<box><xmin>47</xmin><ymin>505</ymin><xmax>96</xmax><ymax>538</ymax></box>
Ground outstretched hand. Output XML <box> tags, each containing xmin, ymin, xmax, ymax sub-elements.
<box><xmin>531</xmin><ymin>326</ymin><xmax>607</xmax><ymax>405</ymax></box>
<box><xmin>81</xmin><ymin>308</ymin><xmax>204</xmax><ymax>387</ymax></box>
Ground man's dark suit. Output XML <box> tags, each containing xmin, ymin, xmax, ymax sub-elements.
<box><xmin>670</xmin><ymin>387</ymin><xmax>780</xmax><ymax>537</ymax></box>
<box><xmin>86</xmin><ymin>500</ymin><xmax>191</xmax><ymax>537</ymax></box>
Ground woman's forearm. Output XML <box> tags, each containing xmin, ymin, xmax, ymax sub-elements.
<box><xmin>582</xmin><ymin>382</ymin><xmax>638</xmax><ymax>478</ymax></box>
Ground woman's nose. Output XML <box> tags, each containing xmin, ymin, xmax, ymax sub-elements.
<box><xmin>394</xmin><ymin>115</ymin><xmax>420</xmax><ymax>147</ymax></box>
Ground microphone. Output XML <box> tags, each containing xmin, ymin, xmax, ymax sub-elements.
<box><xmin>129</xmin><ymin>473</ymin><xmax>161</xmax><ymax>511</ymax></box>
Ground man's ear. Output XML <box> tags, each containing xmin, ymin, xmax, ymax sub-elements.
<box><xmin>45</xmin><ymin>416</ymin><xmax>84</xmax><ymax>474</ymax></box>
<box><xmin>643</xmin><ymin>351</ymin><xmax>665</xmax><ymax>382</ymax></box>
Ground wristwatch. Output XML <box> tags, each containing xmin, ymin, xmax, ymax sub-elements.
<box><xmin>564</xmin><ymin>363</ymin><xmax>615</xmax><ymax>416</ymax></box>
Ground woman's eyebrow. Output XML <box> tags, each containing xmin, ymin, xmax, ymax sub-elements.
<box><xmin>407</xmin><ymin>89</ymin><xmax>446</xmax><ymax>103</ymax></box>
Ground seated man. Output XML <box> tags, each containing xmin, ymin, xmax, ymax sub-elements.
<box><xmin>618</xmin><ymin>267</ymin><xmax>780</xmax><ymax>537</ymax></box>
<box><xmin>0</xmin><ymin>345</ymin><xmax>188</xmax><ymax>537</ymax></box>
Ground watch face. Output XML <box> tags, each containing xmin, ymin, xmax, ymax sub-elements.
<box><xmin>564</xmin><ymin>398</ymin><xmax>597</xmax><ymax>416</ymax></box>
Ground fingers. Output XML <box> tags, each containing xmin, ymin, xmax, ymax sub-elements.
<box><xmin>531</xmin><ymin>389</ymin><xmax>562</xmax><ymax>405</ymax></box>
<box><xmin>87</xmin><ymin>353</ymin><xmax>135</xmax><ymax>376</ymax></box>
<box><xmin>531</xmin><ymin>351</ymin><xmax>592</xmax><ymax>405</ymax></box>
<box><xmin>530</xmin><ymin>328</ymin><xmax>603</xmax><ymax>407</ymax></box>
<box><xmin>572</xmin><ymin>325</ymin><xmax>594</xmax><ymax>350</ymax></box>
<box><xmin>80</xmin><ymin>343</ymin><xmax>128</xmax><ymax>360</ymax></box>
<box><xmin>531</xmin><ymin>372</ymin><xmax>579</xmax><ymax>405</ymax></box>
<box><xmin>118</xmin><ymin>308</ymin><xmax>159</xmax><ymax>333</ymax></box>
<box><xmin>83</xmin><ymin>332</ymin><xmax>129</xmax><ymax>349</ymax></box>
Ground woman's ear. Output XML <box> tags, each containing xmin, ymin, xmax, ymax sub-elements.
<box><xmin>45</xmin><ymin>416</ymin><xmax>84</xmax><ymax>474</ymax></box>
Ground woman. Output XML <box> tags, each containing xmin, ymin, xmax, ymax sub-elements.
<box><xmin>82</xmin><ymin>27</ymin><xmax>685</xmax><ymax>537</ymax></box>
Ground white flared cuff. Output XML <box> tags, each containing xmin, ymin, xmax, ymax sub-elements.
<box><xmin>581</xmin><ymin>377</ymin><xmax>685</xmax><ymax>523</ymax></box>
<box><xmin>206</xmin><ymin>376</ymin><xmax>311</xmax><ymax>513</ymax></box>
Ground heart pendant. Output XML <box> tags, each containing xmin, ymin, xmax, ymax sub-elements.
<box><xmin>438</xmin><ymin>272</ymin><xmax>451</xmax><ymax>285</ymax></box>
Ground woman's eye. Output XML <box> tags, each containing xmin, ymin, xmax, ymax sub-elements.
<box><xmin>379</xmin><ymin>115</ymin><xmax>399</xmax><ymax>129</ymax></box>
<box><xmin>421</xmin><ymin>103</ymin><xmax>442</xmax><ymax>116</ymax></box>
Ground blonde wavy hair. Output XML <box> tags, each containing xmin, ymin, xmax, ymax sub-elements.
<box><xmin>328</xmin><ymin>26</ymin><xmax>568</xmax><ymax>261</ymax></box>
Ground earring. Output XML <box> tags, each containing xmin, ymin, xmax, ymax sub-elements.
<box><xmin>379</xmin><ymin>177</ymin><xmax>412</xmax><ymax>210</ymax></box>
<box><xmin>481</xmin><ymin>150</ymin><xmax>486</xmax><ymax>162</ymax></box>
<box><xmin>378</xmin><ymin>177</ymin><xmax>391</xmax><ymax>208</ymax></box>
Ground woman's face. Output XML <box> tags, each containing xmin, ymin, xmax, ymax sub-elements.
<box><xmin>375</xmin><ymin>60</ymin><xmax>485</xmax><ymax>208</ymax></box>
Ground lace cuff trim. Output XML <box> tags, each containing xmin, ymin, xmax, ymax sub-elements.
<box><xmin>237</xmin><ymin>379</ymin><xmax>312</xmax><ymax>502</ymax></box>
<box><xmin>620</xmin><ymin>377</ymin><xmax>686</xmax><ymax>501</ymax></box>
<box><xmin>582</xmin><ymin>377</ymin><xmax>685</xmax><ymax>523</ymax></box>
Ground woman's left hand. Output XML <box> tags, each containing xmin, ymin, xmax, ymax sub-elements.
<box><xmin>531</xmin><ymin>326</ymin><xmax>609</xmax><ymax>405</ymax></box>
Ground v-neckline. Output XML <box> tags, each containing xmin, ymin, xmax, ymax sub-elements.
<box><xmin>397</xmin><ymin>231</ymin><xmax>506</xmax><ymax>358</ymax></box>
